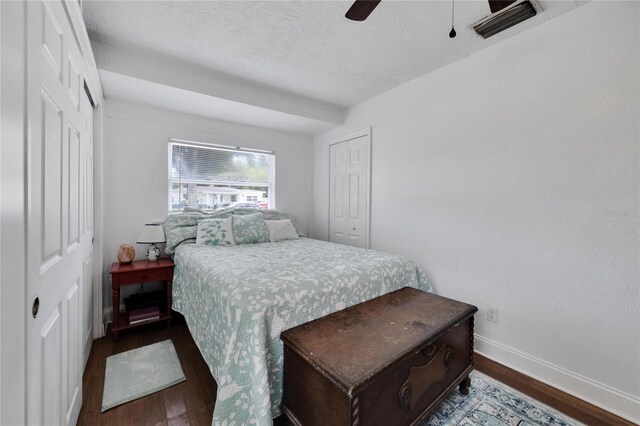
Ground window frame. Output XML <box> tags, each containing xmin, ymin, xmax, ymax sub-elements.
<box><xmin>167</xmin><ymin>139</ymin><xmax>276</xmax><ymax>213</ymax></box>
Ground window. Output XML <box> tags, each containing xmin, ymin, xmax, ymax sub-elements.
<box><xmin>169</xmin><ymin>142</ymin><xmax>274</xmax><ymax>213</ymax></box>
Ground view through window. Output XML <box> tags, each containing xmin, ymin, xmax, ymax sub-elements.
<box><xmin>169</xmin><ymin>142</ymin><xmax>274</xmax><ymax>213</ymax></box>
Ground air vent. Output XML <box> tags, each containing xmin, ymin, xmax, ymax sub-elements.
<box><xmin>473</xmin><ymin>0</ymin><xmax>539</xmax><ymax>39</ymax></box>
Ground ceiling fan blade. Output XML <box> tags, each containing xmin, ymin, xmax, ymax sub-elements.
<box><xmin>345</xmin><ymin>0</ymin><xmax>382</xmax><ymax>21</ymax></box>
<box><xmin>488</xmin><ymin>0</ymin><xmax>517</xmax><ymax>13</ymax></box>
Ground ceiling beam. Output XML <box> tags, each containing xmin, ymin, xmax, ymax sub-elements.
<box><xmin>91</xmin><ymin>40</ymin><xmax>344</xmax><ymax>127</ymax></box>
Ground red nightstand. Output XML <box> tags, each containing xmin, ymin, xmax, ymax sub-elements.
<box><xmin>109</xmin><ymin>258</ymin><xmax>174</xmax><ymax>340</ymax></box>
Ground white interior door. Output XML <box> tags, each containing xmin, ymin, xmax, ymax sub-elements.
<box><xmin>330</xmin><ymin>141</ymin><xmax>348</xmax><ymax>245</ymax></box>
<box><xmin>26</xmin><ymin>1</ymin><xmax>92</xmax><ymax>424</ymax></box>
<box><xmin>329</xmin><ymin>134</ymin><xmax>370</xmax><ymax>248</ymax></box>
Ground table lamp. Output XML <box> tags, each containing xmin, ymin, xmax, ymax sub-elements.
<box><xmin>137</xmin><ymin>223</ymin><xmax>166</xmax><ymax>261</ymax></box>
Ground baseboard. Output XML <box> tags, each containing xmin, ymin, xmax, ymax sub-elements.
<box><xmin>475</xmin><ymin>334</ymin><xmax>640</xmax><ymax>423</ymax></box>
<box><xmin>102</xmin><ymin>305</ymin><xmax>125</xmax><ymax>328</ymax></box>
<box><xmin>102</xmin><ymin>307</ymin><xmax>112</xmax><ymax>326</ymax></box>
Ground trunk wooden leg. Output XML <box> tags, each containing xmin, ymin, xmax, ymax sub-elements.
<box><xmin>459</xmin><ymin>376</ymin><xmax>471</xmax><ymax>395</ymax></box>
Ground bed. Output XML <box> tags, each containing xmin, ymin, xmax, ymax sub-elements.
<box><xmin>165</xmin><ymin>211</ymin><xmax>430</xmax><ymax>426</ymax></box>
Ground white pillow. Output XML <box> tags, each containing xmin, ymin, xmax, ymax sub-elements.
<box><xmin>264</xmin><ymin>219</ymin><xmax>300</xmax><ymax>243</ymax></box>
<box><xmin>196</xmin><ymin>217</ymin><xmax>235</xmax><ymax>246</ymax></box>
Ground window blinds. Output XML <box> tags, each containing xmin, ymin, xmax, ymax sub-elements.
<box><xmin>170</xmin><ymin>143</ymin><xmax>272</xmax><ymax>186</ymax></box>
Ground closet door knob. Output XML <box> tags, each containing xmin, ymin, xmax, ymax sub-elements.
<box><xmin>32</xmin><ymin>297</ymin><xmax>40</xmax><ymax>318</ymax></box>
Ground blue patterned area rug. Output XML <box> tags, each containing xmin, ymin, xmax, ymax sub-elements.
<box><xmin>425</xmin><ymin>372</ymin><xmax>581</xmax><ymax>426</ymax></box>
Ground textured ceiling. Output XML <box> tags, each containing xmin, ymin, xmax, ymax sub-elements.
<box><xmin>83</xmin><ymin>1</ymin><xmax>582</xmax><ymax>108</ymax></box>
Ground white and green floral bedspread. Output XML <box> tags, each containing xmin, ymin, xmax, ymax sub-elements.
<box><xmin>172</xmin><ymin>238</ymin><xmax>430</xmax><ymax>426</ymax></box>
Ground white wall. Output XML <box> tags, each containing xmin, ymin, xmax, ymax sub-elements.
<box><xmin>1</xmin><ymin>2</ymin><xmax>27</xmax><ymax>423</ymax></box>
<box><xmin>102</xmin><ymin>100</ymin><xmax>312</xmax><ymax>309</ymax></box>
<box><xmin>312</xmin><ymin>2</ymin><xmax>639</xmax><ymax>421</ymax></box>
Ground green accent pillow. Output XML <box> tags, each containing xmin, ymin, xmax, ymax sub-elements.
<box><xmin>232</xmin><ymin>212</ymin><xmax>270</xmax><ymax>245</ymax></box>
<box><xmin>165</xmin><ymin>226</ymin><xmax>197</xmax><ymax>253</ymax></box>
<box><xmin>163</xmin><ymin>210</ymin><xmax>234</xmax><ymax>254</ymax></box>
<box><xmin>196</xmin><ymin>218</ymin><xmax>235</xmax><ymax>247</ymax></box>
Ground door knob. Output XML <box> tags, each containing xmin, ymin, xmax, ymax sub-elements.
<box><xmin>352</xmin><ymin>227</ymin><xmax>356</xmax><ymax>231</ymax></box>
<box><xmin>32</xmin><ymin>297</ymin><xmax>40</xmax><ymax>318</ymax></box>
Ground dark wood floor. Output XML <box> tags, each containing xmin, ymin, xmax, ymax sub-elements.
<box><xmin>78</xmin><ymin>317</ymin><xmax>217</xmax><ymax>426</ymax></box>
<box><xmin>474</xmin><ymin>354</ymin><xmax>635</xmax><ymax>426</ymax></box>
<box><xmin>79</xmin><ymin>318</ymin><xmax>633</xmax><ymax>426</ymax></box>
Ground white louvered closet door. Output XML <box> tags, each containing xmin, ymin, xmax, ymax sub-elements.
<box><xmin>26</xmin><ymin>1</ymin><xmax>93</xmax><ymax>425</ymax></box>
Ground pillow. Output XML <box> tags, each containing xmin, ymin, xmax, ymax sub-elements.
<box><xmin>261</xmin><ymin>210</ymin><xmax>306</xmax><ymax>237</ymax></box>
<box><xmin>264</xmin><ymin>219</ymin><xmax>300</xmax><ymax>243</ymax></box>
<box><xmin>232</xmin><ymin>212</ymin><xmax>270</xmax><ymax>245</ymax></box>
<box><xmin>183</xmin><ymin>206</ymin><xmax>235</xmax><ymax>216</ymax></box>
<box><xmin>165</xmin><ymin>226</ymin><xmax>197</xmax><ymax>253</ymax></box>
<box><xmin>163</xmin><ymin>210</ymin><xmax>235</xmax><ymax>254</ymax></box>
<box><xmin>231</xmin><ymin>208</ymin><xmax>306</xmax><ymax>237</ymax></box>
<box><xmin>196</xmin><ymin>218</ymin><xmax>235</xmax><ymax>246</ymax></box>
<box><xmin>163</xmin><ymin>214</ymin><xmax>200</xmax><ymax>254</ymax></box>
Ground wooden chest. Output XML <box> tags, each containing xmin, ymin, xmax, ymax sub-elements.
<box><xmin>280</xmin><ymin>287</ymin><xmax>478</xmax><ymax>426</ymax></box>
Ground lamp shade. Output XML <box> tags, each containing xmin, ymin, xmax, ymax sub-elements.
<box><xmin>137</xmin><ymin>224</ymin><xmax>166</xmax><ymax>244</ymax></box>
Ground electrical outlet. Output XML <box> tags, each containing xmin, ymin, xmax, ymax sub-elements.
<box><xmin>487</xmin><ymin>306</ymin><xmax>498</xmax><ymax>323</ymax></box>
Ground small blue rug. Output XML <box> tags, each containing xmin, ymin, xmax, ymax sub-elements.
<box><xmin>425</xmin><ymin>372</ymin><xmax>581</xmax><ymax>426</ymax></box>
<box><xmin>102</xmin><ymin>340</ymin><xmax>186</xmax><ymax>412</ymax></box>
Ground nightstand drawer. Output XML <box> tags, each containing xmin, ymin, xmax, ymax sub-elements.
<box><xmin>119</xmin><ymin>267</ymin><xmax>166</xmax><ymax>285</ymax></box>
